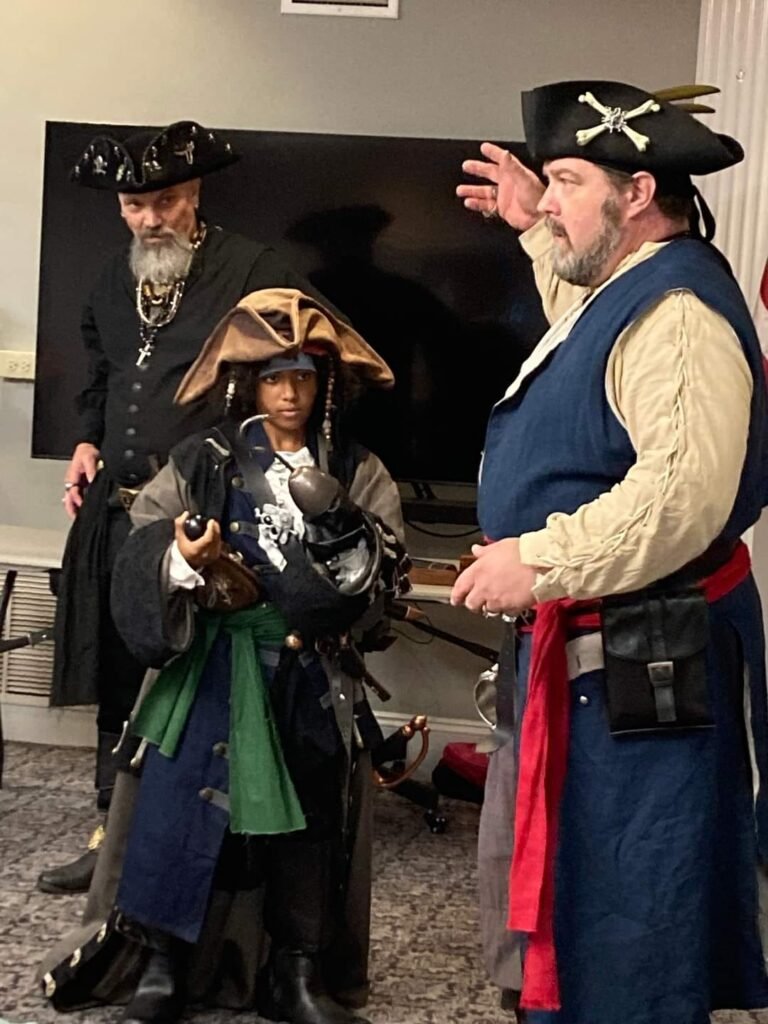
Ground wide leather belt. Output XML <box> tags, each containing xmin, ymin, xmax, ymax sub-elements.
<box><xmin>116</xmin><ymin>486</ymin><xmax>142</xmax><ymax>512</ymax></box>
<box><xmin>516</xmin><ymin>536</ymin><xmax>739</xmax><ymax>632</ymax></box>
<box><xmin>566</xmin><ymin>632</ymin><xmax>604</xmax><ymax>680</ymax></box>
<box><xmin>556</xmin><ymin>540</ymin><xmax>740</xmax><ymax>681</ymax></box>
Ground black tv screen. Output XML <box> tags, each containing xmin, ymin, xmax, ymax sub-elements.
<box><xmin>34</xmin><ymin>122</ymin><xmax>547</xmax><ymax>488</ymax></box>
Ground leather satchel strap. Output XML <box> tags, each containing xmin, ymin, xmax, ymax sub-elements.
<box><xmin>226</xmin><ymin>425</ymin><xmax>278</xmax><ymax>510</ymax></box>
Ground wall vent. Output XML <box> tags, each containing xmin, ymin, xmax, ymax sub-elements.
<box><xmin>1</xmin><ymin>566</ymin><xmax>56</xmax><ymax>704</ymax></box>
<box><xmin>281</xmin><ymin>0</ymin><xmax>399</xmax><ymax>18</ymax></box>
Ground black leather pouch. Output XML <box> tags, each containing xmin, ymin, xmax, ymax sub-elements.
<box><xmin>601</xmin><ymin>587</ymin><xmax>713</xmax><ymax>735</ymax></box>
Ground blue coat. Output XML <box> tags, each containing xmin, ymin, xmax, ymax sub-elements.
<box><xmin>111</xmin><ymin>424</ymin><xmax>400</xmax><ymax>944</ymax></box>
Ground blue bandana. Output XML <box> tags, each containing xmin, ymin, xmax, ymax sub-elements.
<box><xmin>257</xmin><ymin>352</ymin><xmax>317</xmax><ymax>379</ymax></box>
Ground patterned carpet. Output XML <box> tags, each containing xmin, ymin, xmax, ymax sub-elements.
<box><xmin>1</xmin><ymin>742</ymin><xmax>767</xmax><ymax>1024</ymax></box>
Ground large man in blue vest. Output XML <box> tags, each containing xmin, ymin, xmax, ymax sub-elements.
<box><xmin>453</xmin><ymin>81</ymin><xmax>768</xmax><ymax>1024</ymax></box>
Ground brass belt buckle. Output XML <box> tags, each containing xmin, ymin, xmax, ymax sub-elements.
<box><xmin>117</xmin><ymin>487</ymin><xmax>140</xmax><ymax>512</ymax></box>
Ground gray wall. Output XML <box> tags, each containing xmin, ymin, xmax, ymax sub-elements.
<box><xmin>0</xmin><ymin>0</ymin><xmax>701</xmax><ymax>720</ymax></box>
<box><xmin>0</xmin><ymin>0</ymin><xmax>702</xmax><ymax>528</ymax></box>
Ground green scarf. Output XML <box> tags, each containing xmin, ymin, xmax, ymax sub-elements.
<box><xmin>132</xmin><ymin>604</ymin><xmax>306</xmax><ymax>835</ymax></box>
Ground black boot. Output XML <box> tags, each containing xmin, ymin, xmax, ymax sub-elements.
<box><xmin>95</xmin><ymin>727</ymin><xmax>123</xmax><ymax>811</ymax></box>
<box><xmin>36</xmin><ymin>822</ymin><xmax>104</xmax><ymax>894</ymax></box>
<box><xmin>122</xmin><ymin>931</ymin><xmax>186</xmax><ymax>1024</ymax></box>
<box><xmin>258</xmin><ymin>948</ymin><xmax>370</xmax><ymax>1024</ymax></box>
<box><xmin>38</xmin><ymin>727</ymin><xmax>120</xmax><ymax>895</ymax></box>
<box><xmin>500</xmin><ymin>988</ymin><xmax>525</xmax><ymax>1022</ymax></box>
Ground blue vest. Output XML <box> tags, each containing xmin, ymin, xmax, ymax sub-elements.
<box><xmin>477</xmin><ymin>240</ymin><xmax>768</xmax><ymax>548</ymax></box>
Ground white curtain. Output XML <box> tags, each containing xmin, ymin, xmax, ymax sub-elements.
<box><xmin>698</xmin><ymin>3</ymin><xmax>768</xmax><ymax>577</ymax></box>
<box><xmin>695</xmin><ymin>0</ymin><xmax>768</xmax><ymax>310</ymax></box>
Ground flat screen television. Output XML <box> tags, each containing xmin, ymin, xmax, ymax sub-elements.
<box><xmin>33</xmin><ymin>122</ymin><xmax>548</xmax><ymax>520</ymax></box>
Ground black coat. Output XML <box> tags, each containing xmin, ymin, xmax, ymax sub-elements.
<box><xmin>53</xmin><ymin>228</ymin><xmax>338</xmax><ymax>709</ymax></box>
<box><xmin>75</xmin><ymin>227</ymin><xmax>334</xmax><ymax>485</ymax></box>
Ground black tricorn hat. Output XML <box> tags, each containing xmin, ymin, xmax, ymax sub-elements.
<box><xmin>71</xmin><ymin>120</ymin><xmax>240</xmax><ymax>193</ymax></box>
<box><xmin>522</xmin><ymin>80</ymin><xmax>743</xmax><ymax>177</ymax></box>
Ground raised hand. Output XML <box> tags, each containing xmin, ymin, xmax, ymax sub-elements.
<box><xmin>457</xmin><ymin>143</ymin><xmax>545</xmax><ymax>232</ymax></box>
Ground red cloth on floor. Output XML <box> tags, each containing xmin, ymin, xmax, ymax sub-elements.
<box><xmin>441</xmin><ymin>741</ymin><xmax>489</xmax><ymax>789</ymax></box>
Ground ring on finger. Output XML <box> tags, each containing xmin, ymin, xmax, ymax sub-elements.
<box><xmin>481</xmin><ymin>185</ymin><xmax>499</xmax><ymax>220</ymax></box>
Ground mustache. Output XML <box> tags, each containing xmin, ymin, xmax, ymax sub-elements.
<box><xmin>137</xmin><ymin>227</ymin><xmax>192</xmax><ymax>249</ymax></box>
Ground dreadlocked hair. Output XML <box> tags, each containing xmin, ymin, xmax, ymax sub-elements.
<box><xmin>211</xmin><ymin>353</ymin><xmax>359</xmax><ymax>436</ymax></box>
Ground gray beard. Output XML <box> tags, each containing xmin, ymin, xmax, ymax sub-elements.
<box><xmin>549</xmin><ymin>197</ymin><xmax>623</xmax><ymax>287</ymax></box>
<box><xmin>129</xmin><ymin>231</ymin><xmax>194</xmax><ymax>285</ymax></box>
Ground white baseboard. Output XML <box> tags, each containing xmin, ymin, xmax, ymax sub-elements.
<box><xmin>1</xmin><ymin>702</ymin><xmax>488</xmax><ymax>781</ymax></box>
<box><xmin>375</xmin><ymin>711</ymin><xmax>488</xmax><ymax>779</ymax></box>
<box><xmin>2</xmin><ymin>699</ymin><xmax>96</xmax><ymax>748</ymax></box>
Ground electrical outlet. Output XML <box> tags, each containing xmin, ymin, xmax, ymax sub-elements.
<box><xmin>0</xmin><ymin>350</ymin><xmax>36</xmax><ymax>380</ymax></box>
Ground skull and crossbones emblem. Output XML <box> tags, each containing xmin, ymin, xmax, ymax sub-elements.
<box><xmin>575</xmin><ymin>91</ymin><xmax>660</xmax><ymax>152</ymax></box>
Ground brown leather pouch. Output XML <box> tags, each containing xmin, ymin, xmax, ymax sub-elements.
<box><xmin>195</xmin><ymin>546</ymin><xmax>263</xmax><ymax>612</ymax></box>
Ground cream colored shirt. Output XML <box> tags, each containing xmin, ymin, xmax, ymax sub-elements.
<box><xmin>511</xmin><ymin>220</ymin><xmax>753</xmax><ymax>602</ymax></box>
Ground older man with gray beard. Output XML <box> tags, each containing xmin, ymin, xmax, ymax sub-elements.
<box><xmin>39</xmin><ymin>120</ymin><xmax>338</xmax><ymax>896</ymax></box>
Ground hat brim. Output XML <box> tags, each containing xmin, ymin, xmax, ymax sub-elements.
<box><xmin>71</xmin><ymin>120</ymin><xmax>240</xmax><ymax>193</ymax></box>
<box><xmin>175</xmin><ymin>288</ymin><xmax>394</xmax><ymax>405</ymax></box>
<box><xmin>522</xmin><ymin>80</ymin><xmax>743</xmax><ymax>176</ymax></box>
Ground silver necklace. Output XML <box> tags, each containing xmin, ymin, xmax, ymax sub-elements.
<box><xmin>135</xmin><ymin>223</ymin><xmax>207</xmax><ymax>368</ymax></box>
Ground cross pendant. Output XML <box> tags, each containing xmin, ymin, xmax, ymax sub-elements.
<box><xmin>136</xmin><ymin>343</ymin><xmax>153</xmax><ymax>367</ymax></box>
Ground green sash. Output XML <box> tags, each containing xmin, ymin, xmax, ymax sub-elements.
<box><xmin>132</xmin><ymin>604</ymin><xmax>306</xmax><ymax>835</ymax></box>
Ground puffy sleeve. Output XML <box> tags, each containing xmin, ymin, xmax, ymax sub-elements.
<box><xmin>348</xmin><ymin>450</ymin><xmax>405</xmax><ymax>544</ymax></box>
<box><xmin>518</xmin><ymin>290</ymin><xmax>753</xmax><ymax>600</ymax></box>
<box><xmin>110</xmin><ymin>456</ymin><xmax>199</xmax><ymax>667</ymax></box>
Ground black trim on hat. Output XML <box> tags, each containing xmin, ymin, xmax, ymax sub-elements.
<box><xmin>71</xmin><ymin>120</ymin><xmax>240</xmax><ymax>192</ymax></box>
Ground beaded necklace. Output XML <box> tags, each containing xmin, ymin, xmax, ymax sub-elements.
<box><xmin>134</xmin><ymin>222</ymin><xmax>207</xmax><ymax>368</ymax></box>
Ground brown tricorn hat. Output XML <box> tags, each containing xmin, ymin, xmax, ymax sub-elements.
<box><xmin>174</xmin><ymin>288</ymin><xmax>394</xmax><ymax>405</ymax></box>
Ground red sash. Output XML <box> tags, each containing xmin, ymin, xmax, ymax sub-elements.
<box><xmin>507</xmin><ymin>540</ymin><xmax>752</xmax><ymax>1011</ymax></box>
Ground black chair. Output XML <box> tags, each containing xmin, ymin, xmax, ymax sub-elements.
<box><xmin>0</xmin><ymin>569</ymin><xmax>55</xmax><ymax>788</ymax></box>
<box><xmin>0</xmin><ymin>570</ymin><xmax>17</xmax><ymax>787</ymax></box>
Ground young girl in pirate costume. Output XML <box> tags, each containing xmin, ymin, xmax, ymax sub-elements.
<box><xmin>40</xmin><ymin>288</ymin><xmax>407</xmax><ymax>1024</ymax></box>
